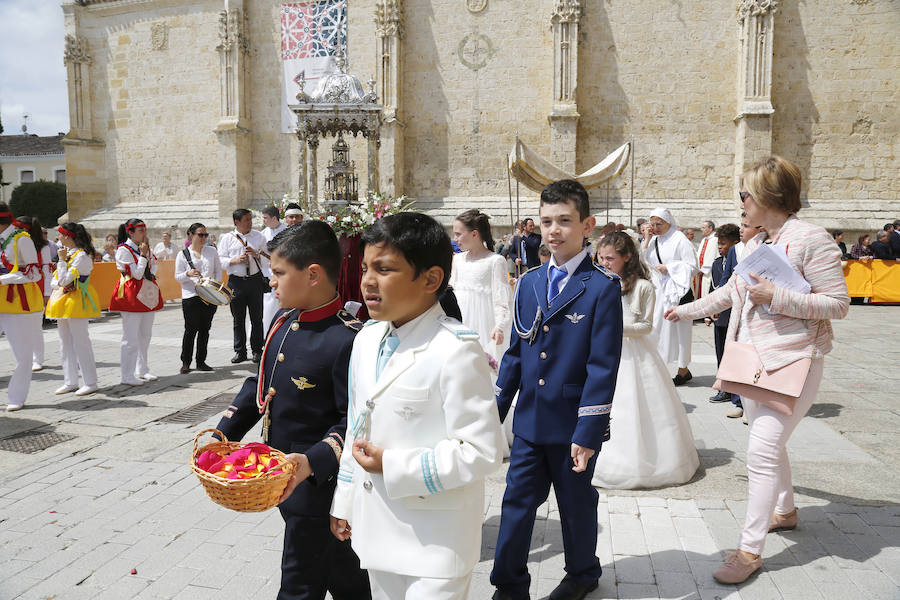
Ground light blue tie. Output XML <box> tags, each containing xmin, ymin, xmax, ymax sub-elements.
<box><xmin>376</xmin><ymin>334</ymin><xmax>400</xmax><ymax>378</ymax></box>
<box><xmin>548</xmin><ymin>265</ymin><xmax>567</xmax><ymax>303</ymax></box>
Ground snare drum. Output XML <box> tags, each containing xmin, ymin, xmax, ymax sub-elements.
<box><xmin>195</xmin><ymin>277</ymin><xmax>234</xmax><ymax>306</ymax></box>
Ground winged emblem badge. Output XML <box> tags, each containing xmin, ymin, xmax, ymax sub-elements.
<box><xmin>291</xmin><ymin>376</ymin><xmax>316</xmax><ymax>391</ymax></box>
<box><xmin>565</xmin><ymin>312</ymin><xmax>586</xmax><ymax>324</ymax></box>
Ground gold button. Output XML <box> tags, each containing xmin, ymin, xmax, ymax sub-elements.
<box><xmin>538</xmin><ymin>378</ymin><xmax>545</xmax><ymax>386</ymax></box>
<box><xmin>268</xmin><ymin>387</ymin><xmax>276</xmax><ymax>396</ymax></box>
<box><xmin>540</xmin><ymin>352</ymin><xmax>547</xmax><ymax>359</ymax></box>
<box><xmin>291</xmin><ymin>322</ymin><xmax>299</xmax><ymax>331</ymax></box>
<box><xmin>542</xmin><ymin>325</ymin><xmax>550</xmax><ymax>332</ymax></box>
<box><xmin>277</xmin><ymin>353</ymin><xmax>285</xmax><ymax>362</ymax></box>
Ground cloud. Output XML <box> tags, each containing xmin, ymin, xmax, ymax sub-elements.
<box><xmin>0</xmin><ymin>1</ymin><xmax>69</xmax><ymax>136</ymax></box>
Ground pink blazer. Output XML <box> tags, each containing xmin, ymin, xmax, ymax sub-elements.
<box><xmin>676</xmin><ymin>216</ymin><xmax>849</xmax><ymax>370</ymax></box>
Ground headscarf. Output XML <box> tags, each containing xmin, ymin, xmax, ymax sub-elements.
<box><xmin>649</xmin><ymin>207</ymin><xmax>677</xmax><ymax>229</ymax></box>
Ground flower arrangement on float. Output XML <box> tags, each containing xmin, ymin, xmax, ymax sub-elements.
<box><xmin>307</xmin><ymin>192</ymin><xmax>415</xmax><ymax>237</ymax></box>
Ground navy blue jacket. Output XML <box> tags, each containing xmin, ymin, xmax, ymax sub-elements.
<box><xmin>710</xmin><ymin>251</ymin><xmax>736</xmax><ymax>327</ymax></box>
<box><xmin>216</xmin><ymin>298</ymin><xmax>362</xmax><ymax>517</ymax></box>
<box><xmin>508</xmin><ymin>233</ymin><xmax>543</xmax><ymax>270</ymax></box>
<box><xmin>495</xmin><ymin>255</ymin><xmax>623</xmax><ymax>451</ymax></box>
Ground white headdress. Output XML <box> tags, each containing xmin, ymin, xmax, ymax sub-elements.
<box><xmin>650</xmin><ymin>207</ymin><xmax>677</xmax><ymax>229</ymax></box>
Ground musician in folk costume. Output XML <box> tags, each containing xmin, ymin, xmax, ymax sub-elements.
<box><xmin>641</xmin><ymin>208</ymin><xmax>698</xmax><ymax>386</ymax></box>
<box><xmin>0</xmin><ymin>205</ymin><xmax>45</xmax><ymax>411</ymax></box>
<box><xmin>109</xmin><ymin>218</ymin><xmax>164</xmax><ymax>386</ymax></box>
<box><xmin>46</xmin><ymin>222</ymin><xmax>101</xmax><ymax>396</ymax></box>
<box><xmin>174</xmin><ymin>223</ymin><xmax>222</xmax><ymax>374</ymax></box>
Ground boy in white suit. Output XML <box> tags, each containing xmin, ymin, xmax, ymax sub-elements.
<box><xmin>329</xmin><ymin>212</ymin><xmax>505</xmax><ymax>600</ymax></box>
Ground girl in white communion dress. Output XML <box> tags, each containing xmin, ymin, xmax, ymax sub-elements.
<box><xmin>592</xmin><ymin>232</ymin><xmax>699</xmax><ymax>489</ymax></box>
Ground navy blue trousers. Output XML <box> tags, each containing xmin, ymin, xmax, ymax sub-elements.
<box><xmin>491</xmin><ymin>437</ymin><xmax>602</xmax><ymax>596</ymax></box>
<box><xmin>277</xmin><ymin>512</ymin><xmax>371</xmax><ymax>600</ymax></box>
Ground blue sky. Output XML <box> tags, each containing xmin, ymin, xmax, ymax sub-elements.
<box><xmin>0</xmin><ymin>0</ymin><xmax>69</xmax><ymax>136</ymax></box>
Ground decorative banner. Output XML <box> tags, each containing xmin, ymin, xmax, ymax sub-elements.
<box><xmin>281</xmin><ymin>1</ymin><xmax>347</xmax><ymax>132</ymax></box>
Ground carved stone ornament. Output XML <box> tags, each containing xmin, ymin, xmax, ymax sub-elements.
<box><xmin>552</xmin><ymin>0</ymin><xmax>582</xmax><ymax>24</ymax></box>
<box><xmin>217</xmin><ymin>10</ymin><xmax>230</xmax><ymax>51</ymax></box>
<box><xmin>737</xmin><ymin>0</ymin><xmax>778</xmax><ymax>22</ymax></box>
<box><xmin>457</xmin><ymin>32</ymin><xmax>495</xmax><ymax>71</ymax></box>
<box><xmin>64</xmin><ymin>34</ymin><xmax>91</xmax><ymax>64</ymax></box>
<box><xmin>466</xmin><ymin>0</ymin><xmax>488</xmax><ymax>13</ymax></box>
<box><xmin>151</xmin><ymin>22</ymin><xmax>168</xmax><ymax>51</ymax></box>
<box><xmin>374</xmin><ymin>0</ymin><xmax>403</xmax><ymax>38</ymax></box>
<box><xmin>217</xmin><ymin>8</ymin><xmax>249</xmax><ymax>54</ymax></box>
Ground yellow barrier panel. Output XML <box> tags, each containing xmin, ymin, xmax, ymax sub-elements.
<box><xmin>843</xmin><ymin>259</ymin><xmax>900</xmax><ymax>303</ymax></box>
<box><xmin>89</xmin><ymin>261</ymin><xmax>228</xmax><ymax>310</ymax></box>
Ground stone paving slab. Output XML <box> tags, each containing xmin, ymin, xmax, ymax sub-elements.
<box><xmin>0</xmin><ymin>304</ymin><xmax>898</xmax><ymax>599</ymax></box>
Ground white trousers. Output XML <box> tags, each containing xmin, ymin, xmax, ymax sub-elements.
<box><xmin>120</xmin><ymin>311</ymin><xmax>155</xmax><ymax>380</ymax></box>
<box><xmin>738</xmin><ymin>358</ymin><xmax>824</xmax><ymax>555</ymax></box>
<box><xmin>0</xmin><ymin>312</ymin><xmax>41</xmax><ymax>407</ymax></box>
<box><xmin>368</xmin><ymin>569</ymin><xmax>471</xmax><ymax>600</ymax></box>
<box><xmin>262</xmin><ymin>291</ymin><xmax>280</xmax><ymax>334</ymax></box>
<box><xmin>58</xmin><ymin>318</ymin><xmax>97</xmax><ymax>387</ymax></box>
<box><xmin>33</xmin><ymin>322</ymin><xmax>44</xmax><ymax>365</ymax></box>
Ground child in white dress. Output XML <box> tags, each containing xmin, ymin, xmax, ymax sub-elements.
<box><xmin>449</xmin><ymin>209</ymin><xmax>511</xmax><ymax>363</ymax></box>
<box><xmin>592</xmin><ymin>232</ymin><xmax>699</xmax><ymax>489</ymax></box>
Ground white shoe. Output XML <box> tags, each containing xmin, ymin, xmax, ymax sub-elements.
<box><xmin>75</xmin><ymin>385</ymin><xmax>99</xmax><ymax>396</ymax></box>
<box><xmin>121</xmin><ymin>378</ymin><xmax>144</xmax><ymax>386</ymax></box>
<box><xmin>137</xmin><ymin>373</ymin><xmax>158</xmax><ymax>381</ymax></box>
<box><xmin>6</xmin><ymin>404</ymin><xmax>23</xmax><ymax>412</ymax></box>
<box><xmin>55</xmin><ymin>384</ymin><xmax>79</xmax><ymax>395</ymax></box>
<box><xmin>32</xmin><ymin>363</ymin><xmax>43</xmax><ymax>372</ymax></box>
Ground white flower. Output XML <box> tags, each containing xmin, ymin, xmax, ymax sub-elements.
<box><xmin>327</xmin><ymin>215</ymin><xmax>336</xmax><ymax>224</ymax></box>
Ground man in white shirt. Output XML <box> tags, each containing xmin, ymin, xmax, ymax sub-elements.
<box><xmin>692</xmin><ymin>220</ymin><xmax>718</xmax><ymax>300</ymax></box>
<box><xmin>284</xmin><ymin>203</ymin><xmax>304</xmax><ymax>227</ymax></box>
<box><xmin>260</xmin><ymin>205</ymin><xmax>287</xmax><ymax>330</ymax></box>
<box><xmin>153</xmin><ymin>231</ymin><xmax>176</xmax><ymax>260</ymax></box>
<box><xmin>218</xmin><ymin>209</ymin><xmax>268</xmax><ymax>363</ymax></box>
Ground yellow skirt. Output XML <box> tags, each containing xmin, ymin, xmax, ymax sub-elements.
<box><xmin>46</xmin><ymin>284</ymin><xmax>101</xmax><ymax>319</ymax></box>
<box><xmin>0</xmin><ymin>282</ymin><xmax>44</xmax><ymax>314</ymax></box>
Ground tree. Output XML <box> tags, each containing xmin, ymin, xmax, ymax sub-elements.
<box><xmin>10</xmin><ymin>181</ymin><xmax>68</xmax><ymax>225</ymax></box>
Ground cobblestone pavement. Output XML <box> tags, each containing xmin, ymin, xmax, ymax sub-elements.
<box><xmin>1</xmin><ymin>302</ymin><xmax>898</xmax><ymax>599</ymax></box>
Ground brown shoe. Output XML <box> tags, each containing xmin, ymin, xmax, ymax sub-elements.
<box><xmin>713</xmin><ymin>550</ymin><xmax>761</xmax><ymax>584</ymax></box>
<box><xmin>769</xmin><ymin>508</ymin><xmax>798</xmax><ymax>531</ymax></box>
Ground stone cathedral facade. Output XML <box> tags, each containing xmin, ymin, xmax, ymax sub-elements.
<box><xmin>62</xmin><ymin>0</ymin><xmax>899</xmax><ymax>235</ymax></box>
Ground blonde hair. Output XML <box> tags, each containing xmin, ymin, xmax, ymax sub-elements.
<box><xmin>741</xmin><ymin>155</ymin><xmax>802</xmax><ymax>215</ymax></box>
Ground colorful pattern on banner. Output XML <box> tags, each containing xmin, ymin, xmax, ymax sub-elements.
<box><xmin>280</xmin><ymin>1</ymin><xmax>347</xmax><ymax>133</ymax></box>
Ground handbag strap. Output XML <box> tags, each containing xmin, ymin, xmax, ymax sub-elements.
<box><xmin>654</xmin><ymin>238</ymin><xmax>662</xmax><ymax>265</ymax></box>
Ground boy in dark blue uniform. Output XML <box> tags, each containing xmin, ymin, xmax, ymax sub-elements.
<box><xmin>491</xmin><ymin>180</ymin><xmax>623</xmax><ymax>600</ymax></box>
<box><xmin>215</xmin><ymin>221</ymin><xmax>370</xmax><ymax>600</ymax></box>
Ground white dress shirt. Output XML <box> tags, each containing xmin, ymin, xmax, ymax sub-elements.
<box><xmin>260</xmin><ymin>223</ymin><xmax>287</xmax><ymax>277</ymax></box>
<box><xmin>174</xmin><ymin>245</ymin><xmax>223</xmax><ymax>299</ymax></box>
<box><xmin>546</xmin><ymin>248</ymin><xmax>588</xmax><ymax>297</ymax></box>
<box><xmin>217</xmin><ymin>228</ymin><xmax>267</xmax><ymax>277</ymax></box>
<box><xmin>153</xmin><ymin>241</ymin><xmax>175</xmax><ymax>260</ymax></box>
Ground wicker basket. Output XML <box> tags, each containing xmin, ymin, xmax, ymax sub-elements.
<box><xmin>190</xmin><ymin>428</ymin><xmax>296</xmax><ymax>512</ymax></box>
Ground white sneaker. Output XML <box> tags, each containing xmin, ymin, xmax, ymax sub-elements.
<box><xmin>121</xmin><ymin>378</ymin><xmax>144</xmax><ymax>386</ymax></box>
<box><xmin>75</xmin><ymin>385</ymin><xmax>99</xmax><ymax>396</ymax></box>
<box><xmin>32</xmin><ymin>363</ymin><xmax>43</xmax><ymax>372</ymax></box>
<box><xmin>137</xmin><ymin>373</ymin><xmax>159</xmax><ymax>381</ymax></box>
<box><xmin>55</xmin><ymin>384</ymin><xmax>79</xmax><ymax>395</ymax></box>
<box><xmin>6</xmin><ymin>403</ymin><xmax>23</xmax><ymax>412</ymax></box>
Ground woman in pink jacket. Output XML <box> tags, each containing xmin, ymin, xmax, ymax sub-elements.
<box><xmin>665</xmin><ymin>156</ymin><xmax>849</xmax><ymax>584</ymax></box>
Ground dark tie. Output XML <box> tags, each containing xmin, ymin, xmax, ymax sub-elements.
<box><xmin>548</xmin><ymin>265</ymin><xmax>567</xmax><ymax>303</ymax></box>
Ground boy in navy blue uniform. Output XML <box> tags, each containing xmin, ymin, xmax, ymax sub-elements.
<box><xmin>491</xmin><ymin>180</ymin><xmax>623</xmax><ymax>600</ymax></box>
<box><xmin>706</xmin><ymin>224</ymin><xmax>742</xmax><ymax>414</ymax></box>
<box><xmin>215</xmin><ymin>221</ymin><xmax>370</xmax><ymax>600</ymax></box>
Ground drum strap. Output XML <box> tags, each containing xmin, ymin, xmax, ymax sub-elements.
<box><xmin>182</xmin><ymin>248</ymin><xmax>198</xmax><ymax>272</ymax></box>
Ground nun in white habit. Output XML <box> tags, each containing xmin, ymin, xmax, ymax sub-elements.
<box><xmin>641</xmin><ymin>207</ymin><xmax>698</xmax><ymax>384</ymax></box>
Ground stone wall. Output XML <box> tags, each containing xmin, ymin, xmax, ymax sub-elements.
<box><xmin>64</xmin><ymin>0</ymin><xmax>900</xmax><ymax>237</ymax></box>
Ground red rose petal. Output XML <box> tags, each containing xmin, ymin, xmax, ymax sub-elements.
<box><xmin>130</xmin><ymin>568</ymin><xmax>137</xmax><ymax>575</ymax></box>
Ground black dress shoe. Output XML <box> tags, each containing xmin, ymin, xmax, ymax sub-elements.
<box><xmin>673</xmin><ymin>370</ymin><xmax>693</xmax><ymax>386</ymax></box>
<box><xmin>196</xmin><ymin>363</ymin><xmax>214</xmax><ymax>372</ymax></box>
<box><xmin>251</xmin><ymin>352</ymin><xmax>262</xmax><ymax>364</ymax></box>
<box><xmin>492</xmin><ymin>590</ymin><xmax>529</xmax><ymax>600</ymax></box>
<box><xmin>179</xmin><ymin>364</ymin><xmax>191</xmax><ymax>374</ymax></box>
<box><xmin>549</xmin><ymin>576</ymin><xmax>598</xmax><ymax>600</ymax></box>
<box><xmin>231</xmin><ymin>353</ymin><xmax>247</xmax><ymax>364</ymax></box>
<box><xmin>709</xmin><ymin>390</ymin><xmax>731</xmax><ymax>403</ymax></box>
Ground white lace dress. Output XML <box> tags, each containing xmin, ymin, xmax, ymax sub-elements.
<box><xmin>449</xmin><ymin>251</ymin><xmax>512</xmax><ymax>362</ymax></box>
<box><xmin>592</xmin><ymin>278</ymin><xmax>700</xmax><ymax>489</ymax></box>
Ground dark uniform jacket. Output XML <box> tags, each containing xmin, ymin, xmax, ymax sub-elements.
<box><xmin>496</xmin><ymin>254</ymin><xmax>623</xmax><ymax>451</ymax></box>
<box><xmin>216</xmin><ymin>296</ymin><xmax>362</xmax><ymax>517</ymax></box>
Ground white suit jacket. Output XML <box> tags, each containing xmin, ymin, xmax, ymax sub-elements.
<box><xmin>330</xmin><ymin>303</ymin><xmax>504</xmax><ymax>578</ymax></box>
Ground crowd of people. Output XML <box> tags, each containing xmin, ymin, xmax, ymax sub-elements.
<box><xmin>836</xmin><ymin>220</ymin><xmax>900</xmax><ymax>260</ymax></box>
<box><xmin>1</xmin><ymin>155</ymin><xmax>853</xmax><ymax>598</ymax></box>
